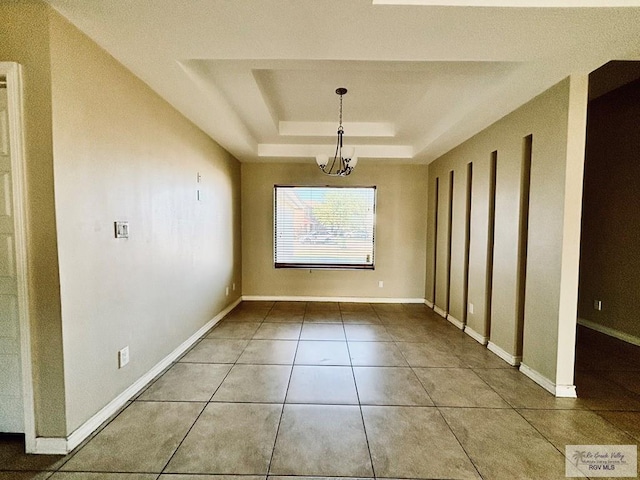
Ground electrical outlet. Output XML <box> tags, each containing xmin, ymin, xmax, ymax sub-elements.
<box><xmin>378</xmin><ymin>281</ymin><xmax>384</xmax><ymax>288</ymax></box>
<box><xmin>594</xmin><ymin>300</ymin><xmax>602</xmax><ymax>311</ymax></box>
<box><xmin>118</xmin><ymin>346</ymin><xmax>129</xmax><ymax>368</ymax></box>
<box><xmin>225</xmin><ymin>286</ymin><xmax>229</xmax><ymax>296</ymax></box>
<box><xmin>232</xmin><ymin>283</ymin><xmax>236</xmax><ymax>291</ymax></box>
<box><xmin>114</xmin><ymin>221</ymin><xmax>129</xmax><ymax>239</ymax></box>
<box><xmin>468</xmin><ymin>302</ymin><xmax>474</xmax><ymax>314</ymax></box>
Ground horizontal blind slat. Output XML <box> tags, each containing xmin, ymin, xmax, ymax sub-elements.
<box><xmin>274</xmin><ymin>186</ymin><xmax>376</xmax><ymax>268</ymax></box>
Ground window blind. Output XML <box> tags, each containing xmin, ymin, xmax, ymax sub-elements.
<box><xmin>274</xmin><ymin>186</ymin><xmax>376</xmax><ymax>269</ymax></box>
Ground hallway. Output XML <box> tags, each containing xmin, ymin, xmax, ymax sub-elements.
<box><xmin>1</xmin><ymin>301</ymin><xmax>639</xmax><ymax>479</ymax></box>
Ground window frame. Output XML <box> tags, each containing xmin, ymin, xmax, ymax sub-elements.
<box><xmin>273</xmin><ymin>185</ymin><xmax>377</xmax><ymax>270</ymax></box>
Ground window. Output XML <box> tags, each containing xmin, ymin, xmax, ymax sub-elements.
<box><xmin>274</xmin><ymin>186</ymin><xmax>376</xmax><ymax>269</ymax></box>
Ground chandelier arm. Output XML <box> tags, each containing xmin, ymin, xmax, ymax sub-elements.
<box><xmin>325</xmin><ymin>132</ymin><xmax>340</xmax><ymax>174</ymax></box>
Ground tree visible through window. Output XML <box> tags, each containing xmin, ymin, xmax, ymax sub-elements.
<box><xmin>274</xmin><ymin>186</ymin><xmax>376</xmax><ymax>269</ymax></box>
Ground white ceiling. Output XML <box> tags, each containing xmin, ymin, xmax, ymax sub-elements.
<box><xmin>46</xmin><ymin>0</ymin><xmax>640</xmax><ymax>164</ymax></box>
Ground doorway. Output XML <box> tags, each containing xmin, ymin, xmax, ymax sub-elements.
<box><xmin>576</xmin><ymin>61</ymin><xmax>640</xmax><ymax>403</ymax></box>
<box><xmin>0</xmin><ymin>62</ymin><xmax>35</xmax><ymax>449</ymax></box>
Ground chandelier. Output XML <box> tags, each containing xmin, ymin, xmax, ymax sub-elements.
<box><xmin>316</xmin><ymin>87</ymin><xmax>358</xmax><ymax>176</ymax></box>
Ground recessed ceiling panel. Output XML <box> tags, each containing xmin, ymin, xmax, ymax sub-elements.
<box><xmin>184</xmin><ymin>59</ymin><xmax>521</xmax><ymax>160</ymax></box>
<box><xmin>47</xmin><ymin>0</ymin><xmax>640</xmax><ymax>163</ymax></box>
<box><xmin>373</xmin><ymin>0</ymin><xmax>640</xmax><ymax>6</ymax></box>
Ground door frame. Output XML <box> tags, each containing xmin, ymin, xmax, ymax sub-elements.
<box><xmin>1</xmin><ymin>62</ymin><xmax>36</xmax><ymax>451</ymax></box>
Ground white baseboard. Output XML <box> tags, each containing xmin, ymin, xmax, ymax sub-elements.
<box><xmin>37</xmin><ymin>298</ymin><xmax>242</xmax><ymax>455</ymax></box>
<box><xmin>425</xmin><ymin>299</ymin><xmax>434</xmax><ymax>308</ymax></box>
<box><xmin>487</xmin><ymin>341</ymin><xmax>521</xmax><ymax>366</ymax></box>
<box><xmin>433</xmin><ymin>305</ymin><xmax>447</xmax><ymax>318</ymax></box>
<box><xmin>463</xmin><ymin>325</ymin><xmax>488</xmax><ymax>345</ymax></box>
<box><xmin>578</xmin><ymin>317</ymin><xmax>640</xmax><ymax>347</ymax></box>
<box><xmin>33</xmin><ymin>437</ymin><xmax>68</xmax><ymax>455</ymax></box>
<box><xmin>446</xmin><ymin>314</ymin><xmax>464</xmax><ymax>330</ymax></box>
<box><xmin>519</xmin><ymin>363</ymin><xmax>556</xmax><ymax>396</ymax></box>
<box><xmin>519</xmin><ymin>364</ymin><xmax>576</xmax><ymax>398</ymax></box>
<box><xmin>242</xmin><ymin>295</ymin><xmax>426</xmax><ymax>304</ymax></box>
<box><xmin>556</xmin><ymin>384</ymin><xmax>577</xmax><ymax>398</ymax></box>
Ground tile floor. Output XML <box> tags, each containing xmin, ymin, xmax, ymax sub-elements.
<box><xmin>1</xmin><ymin>301</ymin><xmax>639</xmax><ymax>479</ymax></box>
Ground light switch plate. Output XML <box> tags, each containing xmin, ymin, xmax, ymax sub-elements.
<box><xmin>118</xmin><ymin>346</ymin><xmax>129</xmax><ymax>368</ymax></box>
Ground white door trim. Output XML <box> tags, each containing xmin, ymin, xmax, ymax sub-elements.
<box><xmin>0</xmin><ymin>62</ymin><xmax>36</xmax><ymax>452</ymax></box>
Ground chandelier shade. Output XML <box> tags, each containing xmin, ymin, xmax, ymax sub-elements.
<box><xmin>316</xmin><ymin>88</ymin><xmax>357</xmax><ymax>176</ymax></box>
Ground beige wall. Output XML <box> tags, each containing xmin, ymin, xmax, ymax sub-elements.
<box><xmin>426</xmin><ymin>76</ymin><xmax>588</xmax><ymax>387</ymax></box>
<box><xmin>242</xmin><ymin>163</ymin><xmax>428</xmax><ymax>300</ymax></box>
<box><xmin>0</xmin><ymin>1</ymin><xmax>66</xmax><ymax>437</ymax></box>
<box><xmin>48</xmin><ymin>12</ymin><xmax>242</xmax><ymax>433</ymax></box>
<box><xmin>579</xmin><ymin>78</ymin><xmax>640</xmax><ymax>341</ymax></box>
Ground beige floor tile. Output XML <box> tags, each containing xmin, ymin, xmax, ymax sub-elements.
<box><xmin>348</xmin><ymin>341</ymin><xmax>408</xmax><ymax>366</ymax></box>
<box><xmin>272</xmin><ymin>301</ymin><xmax>307</xmax><ymax>312</ymax></box>
<box><xmin>180</xmin><ymin>339</ymin><xmax>249</xmax><ymax>364</ymax></box>
<box><xmin>604</xmin><ymin>370</ymin><xmax>640</xmax><ymax>396</ymax></box>
<box><xmin>518</xmin><ymin>409</ymin><xmax>636</xmax><ymax>448</ymax></box>
<box><xmin>341</xmin><ymin>313</ymin><xmax>382</xmax><ymax>324</ymax></box>
<box><xmin>353</xmin><ymin>367</ymin><xmax>433</xmax><ymax>406</ymax></box>
<box><xmin>160</xmin><ymin>476</ymin><xmax>265</xmax><ymax>480</ymax></box>
<box><xmin>270</xmin><ymin>405</ymin><xmax>373</xmax><ymax>476</ymax></box>
<box><xmin>212</xmin><ymin>364</ymin><xmax>292</xmax><ymax>403</ymax></box>
<box><xmin>303</xmin><ymin>311</ymin><xmax>342</xmax><ymax>323</ymax></box>
<box><xmin>165</xmin><ymin>403</ymin><xmax>281</xmax><ymax>474</ymax></box>
<box><xmin>440</xmin><ymin>407</ymin><xmax>570</xmax><ymax>480</ymax></box>
<box><xmin>362</xmin><ymin>406</ymin><xmax>478</xmax><ymax>479</ymax></box>
<box><xmin>0</xmin><ymin>473</ymin><xmax>53</xmax><ymax>480</ymax></box>
<box><xmin>381</xmin><ymin>318</ymin><xmax>431</xmax><ymax>329</ymax></box>
<box><xmin>413</xmin><ymin>367</ymin><xmax>510</xmax><ymax>408</ymax></box>
<box><xmin>294</xmin><ymin>341</ymin><xmax>351</xmax><ymax>366</ymax></box>
<box><xmin>344</xmin><ymin>325</ymin><xmax>391</xmax><ymax>341</ymax></box>
<box><xmin>454</xmin><ymin>347</ymin><xmax>511</xmax><ymax>368</ymax></box>
<box><xmin>576</xmin><ymin>372</ymin><xmax>640</xmax><ymax>410</ymax></box>
<box><xmin>61</xmin><ymin>401</ymin><xmax>204</xmax><ymax>472</ymax></box>
<box><xmin>372</xmin><ymin>304</ymin><xmax>404</xmax><ymax>313</ymax></box>
<box><xmin>237</xmin><ymin>340</ymin><xmax>298</xmax><ymax>364</ymax></box>
<box><xmin>50</xmin><ymin>474</ymin><xmax>156</xmax><ymax>480</ymax></box>
<box><xmin>402</xmin><ymin>304</ymin><xmax>432</xmax><ymax>314</ymax></box>
<box><xmin>253</xmin><ymin>323</ymin><xmax>302</xmax><ymax>340</ymax></box>
<box><xmin>300</xmin><ymin>324</ymin><xmax>345</xmax><ymax>340</ymax></box>
<box><xmin>225</xmin><ymin>309</ymin><xmax>270</xmax><ymax>322</ymax></box>
<box><xmin>339</xmin><ymin>302</ymin><xmax>374</xmax><ymax>312</ymax></box>
<box><xmin>264</xmin><ymin>311</ymin><xmax>305</xmax><ymax>323</ymax></box>
<box><xmin>0</xmin><ymin>436</ymin><xmax>67</xmax><ymax>471</ymax></box>
<box><xmin>474</xmin><ymin>368</ymin><xmax>588</xmax><ymax>409</ymax></box>
<box><xmin>597</xmin><ymin>411</ymin><xmax>640</xmax><ymax>441</ymax></box>
<box><xmin>238</xmin><ymin>301</ymin><xmax>275</xmax><ymax>310</ymax></box>
<box><xmin>139</xmin><ymin>363</ymin><xmax>231</xmax><ymax>401</ymax></box>
<box><xmin>384</xmin><ymin>325</ymin><xmax>433</xmax><ymax>342</ymax></box>
<box><xmin>206</xmin><ymin>322</ymin><xmax>261</xmax><ymax>339</ymax></box>
<box><xmin>161</xmin><ymin>476</ymin><xmax>265</xmax><ymax>480</ymax></box>
<box><xmin>286</xmin><ymin>366</ymin><xmax>358</xmax><ymax>404</ymax></box>
<box><xmin>395</xmin><ymin>342</ymin><xmax>467</xmax><ymax>367</ymax></box>
<box><xmin>305</xmin><ymin>302</ymin><xmax>340</xmax><ymax>312</ymax></box>
<box><xmin>269</xmin><ymin>477</ymin><xmax>370</xmax><ymax>480</ymax></box>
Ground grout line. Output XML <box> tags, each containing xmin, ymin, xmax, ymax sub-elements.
<box><xmin>53</xmin><ymin>301</ymin><xmax>639</xmax><ymax>479</ymax></box>
<box><xmin>158</xmin><ymin>302</ymin><xmax>261</xmax><ymax>474</ymax></box>
<box><xmin>265</xmin><ymin>317</ymin><xmax>303</xmax><ymax>476</ymax></box>
<box><xmin>434</xmin><ymin>405</ymin><xmax>484</xmax><ymax>479</ymax></box>
<box><xmin>341</xmin><ymin>302</ymin><xmax>377</xmax><ymax>478</ymax></box>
